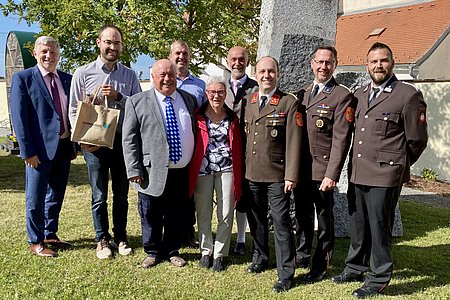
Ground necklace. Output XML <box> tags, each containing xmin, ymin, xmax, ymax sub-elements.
<box><xmin>206</xmin><ymin>107</ymin><xmax>226</xmax><ymax>124</ymax></box>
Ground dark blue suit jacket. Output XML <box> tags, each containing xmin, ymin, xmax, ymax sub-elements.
<box><xmin>10</xmin><ymin>65</ymin><xmax>72</xmax><ymax>161</ymax></box>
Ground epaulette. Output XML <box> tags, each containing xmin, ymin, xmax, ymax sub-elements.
<box><xmin>401</xmin><ymin>81</ymin><xmax>419</xmax><ymax>91</ymax></box>
<box><xmin>339</xmin><ymin>84</ymin><xmax>352</xmax><ymax>93</ymax></box>
<box><xmin>287</xmin><ymin>92</ymin><xmax>298</xmax><ymax>100</ymax></box>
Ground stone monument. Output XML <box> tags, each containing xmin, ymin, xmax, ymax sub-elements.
<box><xmin>257</xmin><ymin>0</ymin><xmax>403</xmax><ymax>236</ymax></box>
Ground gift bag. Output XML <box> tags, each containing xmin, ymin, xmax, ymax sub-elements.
<box><xmin>71</xmin><ymin>86</ymin><xmax>120</xmax><ymax>148</ymax></box>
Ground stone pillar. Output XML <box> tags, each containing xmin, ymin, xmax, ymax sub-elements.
<box><xmin>257</xmin><ymin>0</ymin><xmax>403</xmax><ymax>237</ymax></box>
<box><xmin>258</xmin><ymin>0</ymin><xmax>338</xmax><ymax>92</ymax></box>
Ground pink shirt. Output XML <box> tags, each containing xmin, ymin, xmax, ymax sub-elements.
<box><xmin>37</xmin><ymin>65</ymin><xmax>70</xmax><ymax>139</ymax></box>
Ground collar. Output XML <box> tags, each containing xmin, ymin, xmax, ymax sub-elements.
<box><xmin>371</xmin><ymin>74</ymin><xmax>394</xmax><ymax>93</ymax></box>
<box><xmin>313</xmin><ymin>77</ymin><xmax>332</xmax><ymax>93</ymax></box>
<box><xmin>36</xmin><ymin>64</ymin><xmax>58</xmax><ymax>79</ymax></box>
<box><xmin>154</xmin><ymin>89</ymin><xmax>178</xmax><ymax>103</ymax></box>
<box><xmin>259</xmin><ymin>87</ymin><xmax>277</xmax><ymax>101</ymax></box>
<box><xmin>96</xmin><ymin>56</ymin><xmax>118</xmax><ymax>72</ymax></box>
<box><xmin>231</xmin><ymin>74</ymin><xmax>248</xmax><ymax>86</ymax></box>
<box><xmin>178</xmin><ymin>71</ymin><xmax>195</xmax><ymax>82</ymax></box>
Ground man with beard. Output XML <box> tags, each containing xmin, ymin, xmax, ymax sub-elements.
<box><xmin>69</xmin><ymin>25</ymin><xmax>142</xmax><ymax>259</ymax></box>
<box><xmin>169</xmin><ymin>40</ymin><xmax>205</xmax><ymax>248</ymax></box>
<box><xmin>224</xmin><ymin>46</ymin><xmax>258</xmax><ymax>256</ymax></box>
<box><xmin>294</xmin><ymin>45</ymin><xmax>355</xmax><ymax>282</ymax></box>
<box><xmin>331</xmin><ymin>42</ymin><xmax>428</xmax><ymax>298</ymax></box>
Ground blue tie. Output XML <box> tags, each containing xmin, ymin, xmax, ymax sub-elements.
<box><xmin>165</xmin><ymin>96</ymin><xmax>182</xmax><ymax>163</ymax></box>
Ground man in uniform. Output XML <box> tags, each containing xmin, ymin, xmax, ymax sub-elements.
<box><xmin>224</xmin><ymin>46</ymin><xmax>258</xmax><ymax>255</ymax></box>
<box><xmin>294</xmin><ymin>46</ymin><xmax>355</xmax><ymax>282</ymax></box>
<box><xmin>244</xmin><ymin>56</ymin><xmax>304</xmax><ymax>292</ymax></box>
<box><xmin>331</xmin><ymin>42</ymin><xmax>428</xmax><ymax>298</ymax></box>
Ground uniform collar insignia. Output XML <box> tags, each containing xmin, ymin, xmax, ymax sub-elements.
<box><xmin>269</xmin><ymin>94</ymin><xmax>280</xmax><ymax>105</ymax></box>
<box><xmin>251</xmin><ymin>92</ymin><xmax>258</xmax><ymax>104</ymax></box>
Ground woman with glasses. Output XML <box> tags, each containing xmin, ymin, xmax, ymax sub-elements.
<box><xmin>189</xmin><ymin>76</ymin><xmax>243</xmax><ymax>271</ymax></box>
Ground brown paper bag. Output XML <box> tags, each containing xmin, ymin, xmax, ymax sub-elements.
<box><xmin>71</xmin><ymin>86</ymin><xmax>120</xmax><ymax>148</ymax></box>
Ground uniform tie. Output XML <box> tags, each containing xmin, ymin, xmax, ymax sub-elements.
<box><xmin>49</xmin><ymin>73</ymin><xmax>65</xmax><ymax>136</ymax></box>
<box><xmin>259</xmin><ymin>95</ymin><xmax>268</xmax><ymax>112</ymax></box>
<box><xmin>165</xmin><ymin>96</ymin><xmax>182</xmax><ymax>163</ymax></box>
<box><xmin>369</xmin><ymin>87</ymin><xmax>380</xmax><ymax>105</ymax></box>
<box><xmin>309</xmin><ymin>84</ymin><xmax>320</xmax><ymax>102</ymax></box>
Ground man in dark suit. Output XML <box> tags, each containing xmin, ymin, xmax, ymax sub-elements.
<box><xmin>244</xmin><ymin>56</ymin><xmax>304</xmax><ymax>292</ymax></box>
<box><xmin>331</xmin><ymin>42</ymin><xmax>428</xmax><ymax>298</ymax></box>
<box><xmin>294</xmin><ymin>46</ymin><xmax>356</xmax><ymax>282</ymax></box>
<box><xmin>11</xmin><ymin>36</ymin><xmax>74</xmax><ymax>257</ymax></box>
<box><xmin>224</xmin><ymin>46</ymin><xmax>258</xmax><ymax>255</ymax></box>
<box><xmin>122</xmin><ymin>59</ymin><xmax>196</xmax><ymax>268</ymax></box>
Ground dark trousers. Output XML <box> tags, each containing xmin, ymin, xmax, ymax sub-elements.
<box><xmin>344</xmin><ymin>184</ymin><xmax>401</xmax><ymax>290</ymax></box>
<box><xmin>138</xmin><ymin>167</ymin><xmax>188</xmax><ymax>258</ymax></box>
<box><xmin>294</xmin><ymin>180</ymin><xmax>335</xmax><ymax>272</ymax></box>
<box><xmin>247</xmin><ymin>181</ymin><xmax>295</xmax><ymax>281</ymax></box>
<box><xmin>83</xmin><ymin>135</ymin><xmax>129</xmax><ymax>243</ymax></box>
<box><xmin>25</xmin><ymin>138</ymin><xmax>72</xmax><ymax>243</ymax></box>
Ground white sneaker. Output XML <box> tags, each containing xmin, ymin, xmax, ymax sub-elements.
<box><xmin>96</xmin><ymin>239</ymin><xmax>112</xmax><ymax>259</ymax></box>
<box><xmin>112</xmin><ymin>241</ymin><xmax>133</xmax><ymax>256</ymax></box>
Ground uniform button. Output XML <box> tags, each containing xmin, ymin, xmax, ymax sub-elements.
<box><xmin>389</xmin><ymin>161</ymin><xmax>394</xmax><ymax>165</ymax></box>
<box><xmin>357</xmin><ymin>153</ymin><xmax>361</xmax><ymax>158</ymax></box>
<box><xmin>358</xmin><ymin>140</ymin><xmax>363</xmax><ymax>145</ymax></box>
<box><xmin>253</xmin><ymin>141</ymin><xmax>257</xmax><ymax>145</ymax></box>
<box><xmin>254</xmin><ymin>132</ymin><xmax>258</xmax><ymax>135</ymax></box>
<box><xmin>323</xmin><ymin>155</ymin><xmax>328</xmax><ymax>159</ymax></box>
<box><xmin>256</xmin><ymin>122</ymin><xmax>259</xmax><ymax>126</ymax></box>
<box><xmin>365</xmin><ymin>115</ymin><xmax>368</xmax><ymax>119</ymax></box>
<box><xmin>306</xmin><ymin>109</ymin><xmax>308</xmax><ymax>113</ymax></box>
<box><xmin>252</xmin><ymin>151</ymin><xmax>256</xmax><ymax>155</ymax></box>
<box><xmin>280</xmin><ymin>159</ymin><xmax>284</xmax><ymax>163</ymax></box>
<box><xmin>361</xmin><ymin>128</ymin><xmax>365</xmax><ymax>132</ymax></box>
<box><xmin>384</xmin><ymin>117</ymin><xmax>388</xmax><ymax>121</ymax></box>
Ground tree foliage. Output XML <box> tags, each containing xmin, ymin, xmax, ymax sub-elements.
<box><xmin>1</xmin><ymin>0</ymin><xmax>261</xmax><ymax>73</ymax></box>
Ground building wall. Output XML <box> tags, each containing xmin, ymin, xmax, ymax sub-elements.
<box><xmin>418</xmin><ymin>32</ymin><xmax>450</xmax><ymax>80</ymax></box>
<box><xmin>338</xmin><ymin>0</ymin><xmax>430</xmax><ymax>14</ymax></box>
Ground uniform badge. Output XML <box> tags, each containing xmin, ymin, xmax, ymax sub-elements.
<box><xmin>270</xmin><ymin>94</ymin><xmax>281</xmax><ymax>105</ymax></box>
<box><xmin>419</xmin><ymin>112</ymin><xmax>426</xmax><ymax>123</ymax></box>
<box><xmin>251</xmin><ymin>92</ymin><xmax>258</xmax><ymax>104</ymax></box>
<box><xmin>271</xmin><ymin>129</ymin><xmax>278</xmax><ymax>137</ymax></box>
<box><xmin>316</xmin><ymin>119</ymin><xmax>324</xmax><ymax>128</ymax></box>
<box><xmin>345</xmin><ymin>107</ymin><xmax>355</xmax><ymax>122</ymax></box>
<box><xmin>295</xmin><ymin>112</ymin><xmax>304</xmax><ymax>127</ymax></box>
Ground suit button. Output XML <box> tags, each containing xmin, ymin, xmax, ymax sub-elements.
<box><xmin>361</xmin><ymin>128</ymin><xmax>365</xmax><ymax>132</ymax></box>
<box><xmin>389</xmin><ymin>161</ymin><xmax>394</xmax><ymax>165</ymax></box>
<box><xmin>358</xmin><ymin>140</ymin><xmax>363</xmax><ymax>145</ymax></box>
<box><xmin>365</xmin><ymin>115</ymin><xmax>368</xmax><ymax>119</ymax></box>
<box><xmin>357</xmin><ymin>153</ymin><xmax>361</xmax><ymax>158</ymax></box>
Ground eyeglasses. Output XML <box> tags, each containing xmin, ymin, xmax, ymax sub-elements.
<box><xmin>101</xmin><ymin>40</ymin><xmax>123</xmax><ymax>47</ymax></box>
<box><xmin>313</xmin><ymin>59</ymin><xmax>335</xmax><ymax>67</ymax></box>
<box><xmin>206</xmin><ymin>90</ymin><xmax>225</xmax><ymax>97</ymax></box>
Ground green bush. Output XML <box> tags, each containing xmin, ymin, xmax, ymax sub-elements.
<box><xmin>421</xmin><ymin>167</ymin><xmax>439</xmax><ymax>182</ymax></box>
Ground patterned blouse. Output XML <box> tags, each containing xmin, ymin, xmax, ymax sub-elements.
<box><xmin>199</xmin><ymin>116</ymin><xmax>233</xmax><ymax>175</ymax></box>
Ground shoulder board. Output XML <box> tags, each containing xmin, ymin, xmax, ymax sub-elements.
<box><xmin>338</xmin><ymin>84</ymin><xmax>352</xmax><ymax>93</ymax></box>
<box><xmin>400</xmin><ymin>81</ymin><xmax>419</xmax><ymax>91</ymax></box>
<box><xmin>287</xmin><ymin>92</ymin><xmax>298</xmax><ymax>100</ymax></box>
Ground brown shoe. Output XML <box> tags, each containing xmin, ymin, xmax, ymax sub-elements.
<box><xmin>142</xmin><ymin>256</ymin><xmax>160</xmax><ymax>268</ymax></box>
<box><xmin>169</xmin><ymin>256</ymin><xmax>186</xmax><ymax>267</ymax></box>
<box><xmin>44</xmin><ymin>238</ymin><xmax>72</xmax><ymax>249</ymax></box>
<box><xmin>29</xmin><ymin>243</ymin><xmax>57</xmax><ymax>257</ymax></box>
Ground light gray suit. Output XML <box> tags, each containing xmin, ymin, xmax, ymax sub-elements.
<box><xmin>122</xmin><ymin>88</ymin><xmax>196</xmax><ymax>196</ymax></box>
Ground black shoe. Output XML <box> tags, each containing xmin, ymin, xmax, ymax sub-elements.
<box><xmin>199</xmin><ymin>255</ymin><xmax>212</xmax><ymax>268</ymax></box>
<box><xmin>187</xmin><ymin>238</ymin><xmax>200</xmax><ymax>249</ymax></box>
<box><xmin>352</xmin><ymin>286</ymin><xmax>382</xmax><ymax>298</ymax></box>
<box><xmin>212</xmin><ymin>257</ymin><xmax>225</xmax><ymax>272</ymax></box>
<box><xmin>247</xmin><ymin>262</ymin><xmax>267</xmax><ymax>273</ymax></box>
<box><xmin>233</xmin><ymin>242</ymin><xmax>246</xmax><ymax>255</ymax></box>
<box><xmin>296</xmin><ymin>257</ymin><xmax>310</xmax><ymax>268</ymax></box>
<box><xmin>272</xmin><ymin>279</ymin><xmax>292</xmax><ymax>292</ymax></box>
<box><xmin>331</xmin><ymin>272</ymin><xmax>364</xmax><ymax>284</ymax></box>
<box><xmin>304</xmin><ymin>270</ymin><xmax>327</xmax><ymax>283</ymax></box>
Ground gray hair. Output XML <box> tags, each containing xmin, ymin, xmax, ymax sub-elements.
<box><xmin>34</xmin><ymin>36</ymin><xmax>60</xmax><ymax>51</ymax></box>
<box><xmin>206</xmin><ymin>76</ymin><xmax>227</xmax><ymax>89</ymax></box>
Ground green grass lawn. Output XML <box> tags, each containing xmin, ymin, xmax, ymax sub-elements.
<box><xmin>1</xmin><ymin>153</ymin><xmax>449</xmax><ymax>299</ymax></box>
